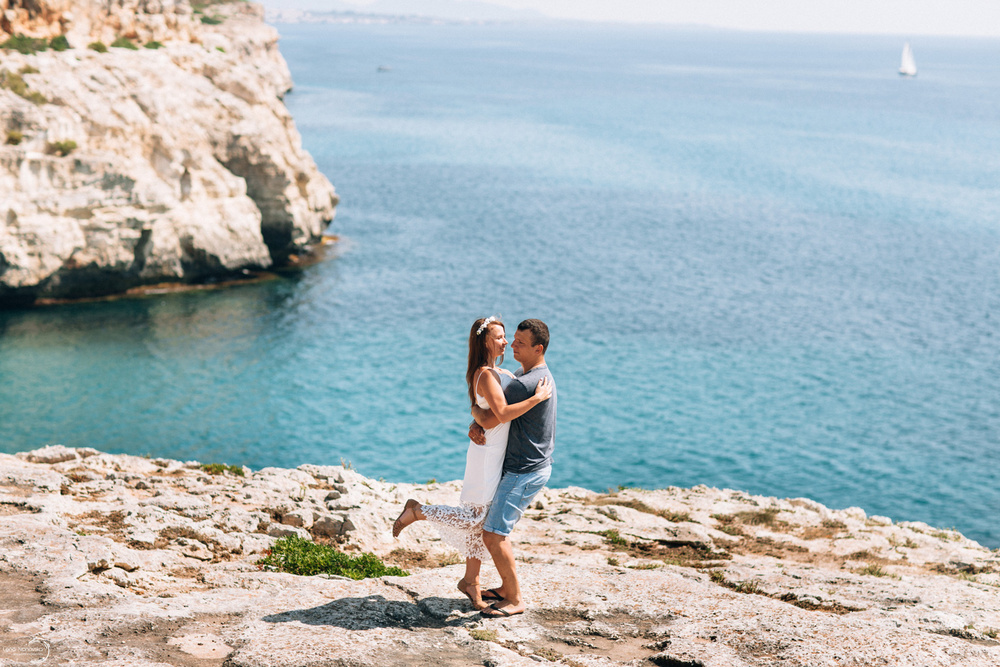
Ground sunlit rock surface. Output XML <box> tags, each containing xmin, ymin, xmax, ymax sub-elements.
<box><xmin>0</xmin><ymin>1</ymin><xmax>337</xmax><ymax>304</ymax></box>
<box><xmin>1</xmin><ymin>446</ymin><xmax>998</xmax><ymax>666</ymax></box>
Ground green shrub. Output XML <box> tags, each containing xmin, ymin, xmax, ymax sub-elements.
<box><xmin>110</xmin><ymin>36</ymin><xmax>138</xmax><ymax>50</ymax></box>
<box><xmin>0</xmin><ymin>70</ymin><xmax>28</xmax><ymax>96</ymax></box>
<box><xmin>1</xmin><ymin>34</ymin><xmax>48</xmax><ymax>54</ymax></box>
<box><xmin>6</xmin><ymin>131</ymin><xmax>23</xmax><ymax>145</ymax></box>
<box><xmin>595</xmin><ymin>529</ymin><xmax>629</xmax><ymax>547</ymax></box>
<box><xmin>88</xmin><ymin>41</ymin><xmax>107</xmax><ymax>53</ymax></box>
<box><xmin>857</xmin><ymin>564</ymin><xmax>888</xmax><ymax>577</ymax></box>
<box><xmin>49</xmin><ymin>35</ymin><xmax>70</xmax><ymax>51</ymax></box>
<box><xmin>257</xmin><ymin>536</ymin><xmax>409</xmax><ymax>579</ymax></box>
<box><xmin>200</xmin><ymin>15</ymin><xmax>223</xmax><ymax>25</ymax></box>
<box><xmin>200</xmin><ymin>462</ymin><xmax>245</xmax><ymax>477</ymax></box>
<box><xmin>144</xmin><ymin>40</ymin><xmax>164</xmax><ymax>50</ymax></box>
<box><xmin>46</xmin><ymin>140</ymin><xmax>77</xmax><ymax>156</ymax></box>
<box><xmin>469</xmin><ymin>628</ymin><xmax>497</xmax><ymax>642</ymax></box>
<box><xmin>0</xmin><ymin>69</ymin><xmax>45</xmax><ymax>104</ymax></box>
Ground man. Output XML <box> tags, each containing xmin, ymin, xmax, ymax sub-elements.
<box><xmin>469</xmin><ymin>318</ymin><xmax>556</xmax><ymax>618</ymax></box>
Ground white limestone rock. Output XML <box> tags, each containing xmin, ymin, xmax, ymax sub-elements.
<box><xmin>0</xmin><ymin>0</ymin><xmax>337</xmax><ymax>304</ymax></box>
<box><xmin>1</xmin><ymin>448</ymin><xmax>999</xmax><ymax>666</ymax></box>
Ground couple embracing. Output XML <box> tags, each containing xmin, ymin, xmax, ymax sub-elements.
<box><xmin>392</xmin><ymin>317</ymin><xmax>556</xmax><ymax>618</ymax></box>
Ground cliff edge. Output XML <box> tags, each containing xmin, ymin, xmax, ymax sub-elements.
<box><xmin>0</xmin><ymin>0</ymin><xmax>337</xmax><ymax>305</ymax></box>
<box><xmin>1</xmin><ymin>445</ymin><xmax>998</xmax><ymax>666</ymax></box>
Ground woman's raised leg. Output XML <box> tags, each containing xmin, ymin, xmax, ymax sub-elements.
<box><xmin>392</xmin><ymin>499</ymin><xmax>425</xmax><ymax>537</ymax></box>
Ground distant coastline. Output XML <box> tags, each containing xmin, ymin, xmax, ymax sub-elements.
<box><xmin>264</xmin><ymin>8</ymin><xmax>558</xmax><ymax>26</ymax></box>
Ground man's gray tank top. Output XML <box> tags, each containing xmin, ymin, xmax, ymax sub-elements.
<box><xmin>502</xmin><ymin>364</ymin><xmax>557</xmax><ymax>473</ymax></box>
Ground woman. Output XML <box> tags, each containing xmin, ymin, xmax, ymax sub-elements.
<box><xmin>392</xmin><ymin>316</ymin><xmax>551</xmax><ymax>609</ymax></box>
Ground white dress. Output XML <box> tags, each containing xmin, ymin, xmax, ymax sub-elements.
<box><xmin>422</xmin><ymin>369</ymin><xmax>510</xmax><ymax>562</ymax></box>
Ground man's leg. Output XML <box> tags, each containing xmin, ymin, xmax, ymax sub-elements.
<box><xmin>483</xmin><ymin>530</ymin><xmax>525</xmax><ymax>612</ymax></box>
<box><xmin>480</xmin><ymin>467</ymin><xmax>550</xmax><ymax>616</ymax></box>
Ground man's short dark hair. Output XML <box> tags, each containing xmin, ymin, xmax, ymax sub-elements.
<box><xmin>518</xmin><ymin>319</ymin><xmax>549</xmax><ymax>352</ymax></box>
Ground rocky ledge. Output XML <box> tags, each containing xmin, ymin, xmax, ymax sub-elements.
<box><xmin>0</xmin><ymin>0</ymin><xmax>337</xmax><ymax>305</ymax></box>
<box><xmin>0</xmin><ymin>446</ymin><xmax>998</xmax><ymax>666</ymax></box>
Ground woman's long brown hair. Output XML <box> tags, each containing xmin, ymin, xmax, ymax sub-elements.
<box><xmin>467</xmin><ymin>317</ymin><xmax>504</xmax><ymax>407</ymax></box>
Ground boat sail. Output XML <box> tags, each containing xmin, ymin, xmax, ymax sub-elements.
<box><xmin>899</xmin><ymin>42</ymin><xmax>917</xmax><ymax>77</ymax></box>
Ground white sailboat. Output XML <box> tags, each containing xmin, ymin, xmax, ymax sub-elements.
<box><xmin>899</xmin><ymin>42</ymin><xmax>917</xmax><ymax>77</ymax></box>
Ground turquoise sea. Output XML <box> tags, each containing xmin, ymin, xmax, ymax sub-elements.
<box><xmin>1</xmin><ymin>25</ymin><xmax>998</xmax><ymax>546</ymax></box>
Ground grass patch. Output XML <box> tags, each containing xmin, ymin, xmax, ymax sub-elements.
<box><xmin>800</xmin><ymin>518</ymin><xmax>848</xmax><ymax>540</ymax></box>
<box><xmin>6</xmin><ymin>130</ymin><xmax>23</xmax><ymax>145</ymax></box>
<box><xmin>709</xmin><ymin>571</ymin><xmax>764</xmax><ymax>595</ymax></box>
<box><xmin>709</xmin><ymin>569</ymin><xmax>861</xmax><ymax>613</ymax></box>
<box><xmin>19</xmin><ymin>65</ymin><xmax>39</xmax><ymax>75</ymax></box>
<box><xmin>589</xmin><ymin>496</ymin><xmax>692</xmax><ymax>522</ymax></box>
<box><xmin>88</xmin><ymin>42</ymin><xmax>108</xmax><ymax>53</ymax></box>
<box><xmin>50</xmin><ymin>35</ymin><xmax>70</xmax><ymax>51</ymax></box>
<box><xmin>144</xmin><ymin>41</ymin><xmax>164</xmax><ymax>49</ymax></box>
<box><xmin>626</xmin><ymin>562</ymin><xmax>661</xmax><ymax>570</ymax></box>
<box><xmin>732</xmin><ymin>578</ymin><xmax>764</xmax><ymax>594</ymax></box>
<box><xmin>595</xmin><ymin>529</ymin><xmax>629</xmax><ymax>547</ymax></box>
<box><xmin>258</xmin><ymin>536</ymin><xmax>408</xmax><ymax>579</ymax></box>
<box><xmin>110</xmin><ymin>36</ymin><xmax>138</xmax><ymax>50</ymax></box>
<box><xmin>856</xmin><ymin>564</ymin><xmax>889</xmax><ymax>577</ymax></box>
<box><xmin>589</xmin><ymin>529</ymin><xmax>731</xmax><ymax>567</ymax></box>
<box><xmin>469</xmin><ymin>628</ymin><xmax>497</xmax><ymax>642</ymax></box>
<box><xmin>0</xmin><ymin>69</ymin><xmax>47</xmax><ymax>104</ymax></box>
<box><xmin>714</xmin><ymin>508</ymin><xmax>791</xmax><ymax>533</ymax></box>
<box><xmin>200</xmin><ymin>14</ymin><xmax>224</xmax><ymax>24</ymax></box>
<box><xmin>1</xmin><ymin>34</ymin><xmax>48</xmax><ymax>54</ymax></box>
<box><xmin>930</xmin><ymin>561</ymin><xmax>999</xmax><ymax>579</ymax></box>
<box><xmin>735</xmin><ymin>507</ymin><xmax>781</xmax><ymax>526</ymax></box>
<box><xmin>200</xmin><ymin>462</ymin><xmax>245</xmax><ymax>476</ymax></box>
<box><xmin>607</xmin><ymin>556</ymin><xmax>619</xmax><ymax>566</ymax></box>
<box><xmin>931</xmin><ymin>530</ymin><xmax>959</xmax><ymax>542</ymax></box>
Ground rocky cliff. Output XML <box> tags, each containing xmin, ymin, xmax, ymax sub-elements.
<box><xmin>1</xmin><ymin>445</ymin><xmax>999</xmax><ymax>666</ymax></box>
<box><xmin>0</xmin><ymin>0</ymin><xmax>337</xmax><ymax>305</ymax></box>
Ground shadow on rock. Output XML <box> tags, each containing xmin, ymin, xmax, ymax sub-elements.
<box><xmin>262</xmin><ymin>595</ymin><xmax>479</xmax><ymax>630</ymax></box>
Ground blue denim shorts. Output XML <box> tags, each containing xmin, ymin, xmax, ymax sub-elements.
<box><xmin>482</xmin><ymin>466</ymin><xmax>551</xmax><ymax>536</ymax></box>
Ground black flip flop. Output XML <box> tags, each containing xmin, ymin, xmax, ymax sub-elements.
<box><xmin>480</xmin><ymin>588</ymin><xmax>504</xmax><ymax>601</ymax></box>
<box><xmin>480</xmin><ymin>603</ymin><xmax>525</xmax><ymax>618</ymax></box>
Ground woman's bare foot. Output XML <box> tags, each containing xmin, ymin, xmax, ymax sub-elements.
<box><xmin>392</xmin><ymin>499</ymin><xmax>420</xmax><ymax>538</ymax></box>
<box><xmin>457</xmin><ymin>579</ymin><xmax>489</xmax><ymax>610</ymax></box>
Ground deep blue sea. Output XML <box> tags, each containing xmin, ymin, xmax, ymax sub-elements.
<box><xmin>1</xmin><ymin>24</ymin><xmax>998</xmax><ymax>546</ymax></box>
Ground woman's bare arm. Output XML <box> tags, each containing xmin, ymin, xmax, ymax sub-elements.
<box><xmin>479</xmin><ymin>369</ymin><xmax>551</xmax><ymax>424</ymax></box>
<box><xmin>472</xmin><ymin>405</ymin><xmax>501</xmax><ymax>430</ymax></box>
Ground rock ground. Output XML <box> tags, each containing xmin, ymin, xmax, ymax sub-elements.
<box><xmin>0</xmin><ymin>445</ymin><xmax>998</xmax><ymax>666</ymax></box>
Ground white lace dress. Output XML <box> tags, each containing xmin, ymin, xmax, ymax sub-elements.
<box><xmin>422</xmin><ymin>370</ymin><xmax>510</xmax><ymax>562</ymax></box>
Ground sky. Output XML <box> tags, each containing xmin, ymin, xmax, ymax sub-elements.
<box><xmin>260</xmin><ymin>0</ymin><xmax>1000</xmax><ymax>36</ymax></box>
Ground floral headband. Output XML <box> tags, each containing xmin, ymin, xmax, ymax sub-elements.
<box><xmin>476</xmin><ymin>316</ymin><xmax>498</xmax><ymax>336</ymax></box>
